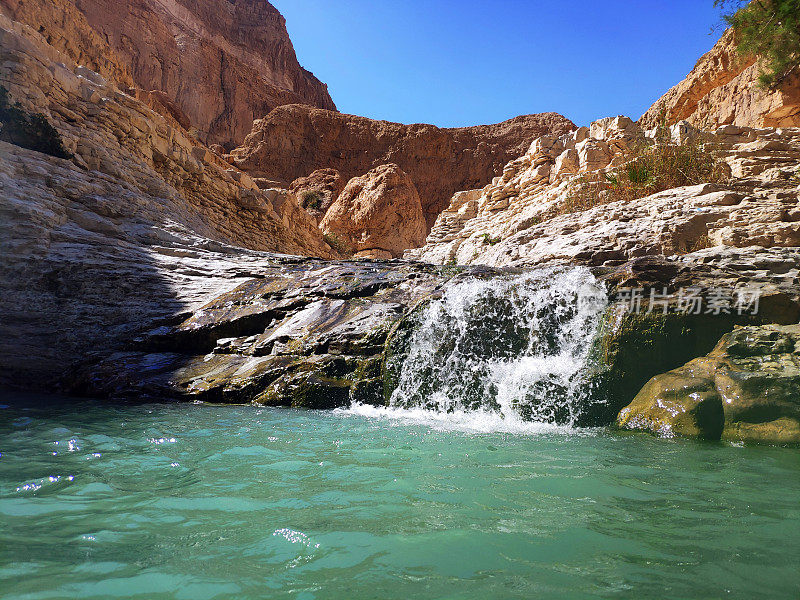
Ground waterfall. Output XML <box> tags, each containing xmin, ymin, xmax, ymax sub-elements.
<box><xmin>387</xmin><ymin>267</ymin><xmax>607</xmax><ymax>427</ymax></box>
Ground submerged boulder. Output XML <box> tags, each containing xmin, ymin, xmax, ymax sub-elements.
<box><xmin>617</xmin><ymin>324</ymin><xmax>800</xmax><ymax>444</ymax></box>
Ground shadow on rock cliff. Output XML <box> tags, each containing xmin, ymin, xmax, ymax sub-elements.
<box><xmin>0</xmin><ymin>129</ymin><xmax>329</xmax><ymax>396</ymax></box>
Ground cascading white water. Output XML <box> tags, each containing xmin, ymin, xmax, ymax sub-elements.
<box><xmin>386</xmin><ymin>267</ymin><xmax>607</xmax><ymax>427</ymax></box>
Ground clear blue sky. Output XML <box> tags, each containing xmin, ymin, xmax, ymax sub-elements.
<box><xmin>271</xmin><ymin>0</ymin><xmax>728</xmax><ymax>128</ymax></box>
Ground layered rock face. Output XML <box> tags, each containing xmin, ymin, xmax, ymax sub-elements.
<box><xmin>410</xmin><ymin>113</ymin><xmax>800</xmax><ymax>443</ymax></box>
<box><xmin>229</xmin><ymin>105</ymin><xmax>576</xmax><ymax>228</ymax></box>
<box><xmin>320</xmin><ymin>164</ymin><xmax>427</xmax><ymax>259</ymax></box>
<box><xmin>617</xmin><ymin>324</ymin><xmax>800</xmax><ymax>444</ymax></box>
<box><xmin>0</xmin><ymin>13</ymin><xmax>333</xmax><ymax>388</ymax></box>
<box><xmin>0</xmin><ymin>0</ymin><xmax>336</xmax><ymax>148</ymax></box>
<box><xmin>409</xmin><ymin>117</ymin><xmax>800</xmax><ymax>268</ymax></box>
<box><xmin>66</xmin><ymin>260</ymin><xmax>500</xmax><ymax>408</ymax></box>
<box><xmin>0</xmin><ymin>0</ymin><xmax>134</xmax><ymax>88</ymax></box>
<box><xmin>641</xmin><ymin>30</ymin><xmax>800</xmax><ymax>130</ymax></box>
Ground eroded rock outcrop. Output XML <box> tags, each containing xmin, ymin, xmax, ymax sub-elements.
<box><xmin>587</xmin><ymin>250</ymin><xmax>800</xmax><ymax>425</ymax></box>
<box><xmin>617</xmin><ymin>324</ymin><xmax>800</xmax><ymax>444</ymax></box>
<box><xmin>63</xmin><ymin>248</ymin><xmax>800</xmax><ymax>436</ymax></box>
<box><xmin>320</xmin><ymin>164</ymin><xmax>427</xmax><ymax>259</ymax></box>
<box><xmin>0</xmin><ymin>13</ymin><xmax>334</xmax><ymax>389</ymax></box>
<box><xmin>0</xmin><ymin>0</ymin><xmax>336</xmax><ymax>148</ymax></box>
<box><xmin>66</xmin><ymin>261</ymin><xmax>502</xmax><ymax>407</ymax></box>
<box><xmin>229</xmin><ymin>105</ymin><xmax>576</xmax><ymax>228</ymax></box>
<box><xmin>409</xmin><ymin>117</ymin><xmax>800</xmax><ymax>268</ymax></box>
<box><xmin>641</xmin><ymin>29</ymin><xmax>800</xmax><ymax>130</ymax></box>
<box><xmin>0</xmin><ymin>0</ymin><xmax>135</xmax><ymax>89</ymax></box>
<box><xmin>289</xmin><ymin>168</ymin><xmax>345</xmax><ymax>224</ymax></box>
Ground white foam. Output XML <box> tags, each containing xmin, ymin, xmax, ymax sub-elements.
<box><xmin>387</xmin><ymin>266</ymin><xmax>607</xmax><ymax>426</ymax></box>
<box><xmin>337</xmin><ymin>403</ymin><xmax>596</xmax><ymax>436</ymax></box>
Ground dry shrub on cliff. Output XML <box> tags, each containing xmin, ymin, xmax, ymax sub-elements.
<box><xmin>299</xmin><ymin>189</ymin><xmax>324</xmax><ymax>211</ymax></box>
<box><xmin>323</xmin><ymin>232</ymin><xmax>354</xmax><ymax>257</ymax></box>
<box><xmin>552</xmin><ymin>138</ymin><xmax>729</xmax><ymax>218</ymax></box>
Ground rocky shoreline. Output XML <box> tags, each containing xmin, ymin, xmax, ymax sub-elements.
<box><xmin>1</xmin><ymin>2</ymin><xmax>799</xmax><ymax>445</ymax></box>
<box><xmin>51</xmin><ymin>250</ymin><xmax>798</xmax><ymax>444</ymax></box>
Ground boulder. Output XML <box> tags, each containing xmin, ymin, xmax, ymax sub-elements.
<box><xmin>230</xmin><ymin>105</ymin><xmax>576</xmax><ymax>228</ymax></box>
<box><xmin>577</xmin><ymin>251</ymin><xmax>800</xmax><ymax>425</ymax></box>
<box><xmin>320</xmin><ymin>164</ymin><xmax>427</xmax><ymax>258</ymax></box>
<box><xmin>617</xmin><ymin>324</ymin><xmax>800</xmax><ymax>444</ymax></box>
<box><xmin>289</xmin><ymin>168</ymin><xmax>345</xmax><ymax>223</ymax></box>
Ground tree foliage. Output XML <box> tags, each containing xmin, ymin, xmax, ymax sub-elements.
<box><xmin>715</xmin><ymin>0</ymin><xmax>800</xmax><ymax>87</ymax></box>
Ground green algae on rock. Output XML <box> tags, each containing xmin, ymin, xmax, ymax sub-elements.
<box><xmin>66</xmin><ymin>260</ymin><xmax>504</xmax><ymax>408</ymax></box>
<box><xmin>66</xmin><ymin>252</ymin><xmax>800</xmax><ymax>433</ymax></box>
<box><xmin>586</xmin><ymin>307</ymin><xmax>765</xmax><ymax>425</ymax></box>
<box><xmin>585</xmin><ymin>253</ymin><xmax>800</xmax><ymax>426</ymax></box>
<box><xmin>617</xmin><ymin>324</ymin><xmax>800</xmax><ymax>444</ymax></box>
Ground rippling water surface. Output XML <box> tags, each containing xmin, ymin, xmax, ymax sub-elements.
<box><xmin>1</xmin><ymin>393</ymin><xmax>799</xmax><ymax>599</ymax></box>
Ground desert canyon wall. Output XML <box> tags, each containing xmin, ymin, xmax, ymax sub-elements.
<box><xmin>641</xmin><ymin>29</ymin><xmax>800</xmax><ymax>130</ymax></box>
<box><xmin>0</xmin><ymin>9</ymin><xmax>334</xmax><ymax>387</ymax></box>
<box><xmin>229</xmin><ymin>105</ymin><xmax>576</xmax><ymax>228</ymax></box>
<box><xmin>0</xmin><ymin>0</ymin><xmax>577</xmax><ymax>237</ymax></box>
<box><xmin>0</xmin><ymin>0</ymin><xmax>336</xmax><ymax>149</ymax></box>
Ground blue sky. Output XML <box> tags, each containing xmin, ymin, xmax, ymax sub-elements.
<box><xmin>271</xmin><ymin>0</ymin><xmax>728</xmax><ymax>128</ymax></box>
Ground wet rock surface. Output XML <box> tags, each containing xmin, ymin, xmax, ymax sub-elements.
<box><xmin>64</xmin><ymin>250</ymin><xmax>800</xmax><ymax>430</ymax></box>
<box><xmin>587</xmin><ymin>251</ymin><xmax>800</xmax><ymax>426</ymax></box>
<box><xmin>617</xmin><ymin>324</ymin><xmax>800</xmax><ymax>444</ymax></box>
<box><xmin>67</xmin><ymin>260</ymin><xmax>506</xmax><ymax>407</ymax></box>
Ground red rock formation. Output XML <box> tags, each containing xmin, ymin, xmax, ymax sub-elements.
<box><xmin>0</xmin><ymin>0</ymin><xmax>336</xmax><ymax>149</ymax></box>
<box><xmin>133</xmin><ymin>89</ymin><xmax>192</xmax><ymax>130</ymax></box>
<box><xmin>289</xmin><ymin>168</ymin><xmax>346</xmax><ymax>223</ymax></box>
<box><xmin>230</xmin><ymin>105</ymin><xmax>576</xmax><ymax>228</ymax></box>
<box><xmin>0</xmin><ymin>0</ymin><xmax>134</xmax><ymax>88</ymax></box>
<box><xmin>0</xmin><ymin>9</ymin><xmax>334</xmax><ymax>259</ymax></box>
<box><xmin>641</xmin><ymin>29</ymin><xmax>800</xmax><ymax>129</ymax></box>
<box><xmin>320</xmin><ymin>164</ymin><xmax>427</xmax><ymax>258</ymax></box>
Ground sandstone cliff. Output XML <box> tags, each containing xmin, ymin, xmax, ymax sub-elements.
<box><xmin>0</xmin><ymin>12</ymin><xmax>333</xmax><ymax>388</ymax></box>
<box><xmin>0</xmin><ymin>0</ymin><xmax>336</xmax><ymax>149</ymax></box>
<box><xmin>228</xmin><ymin>105</ymin><xmax>576</xmax><ymax>228</ymax></box>
<box><xmin>0</xmin><ymin>0</ymin><xmax>134</xmax><ymax>88</ymax></box>
<box><xmin>409</xmin><ymin>117</ymin><xmax>800</xmax><ymax>268</ymax></box>
<box><xmin>641</xmin><ymin>30</ymin><xmax>800</xmax><ymax>130</ymax></box>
